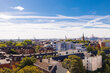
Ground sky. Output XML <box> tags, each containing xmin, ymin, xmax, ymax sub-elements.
<box><xmin>0</xmin><ymin>0</ymin><xmax>110</xmax><ymax>39</ymax></box>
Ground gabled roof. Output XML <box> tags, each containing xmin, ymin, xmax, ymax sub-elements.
<box><xmin>56</xmin><ymin>65</ymin><xmax>68</xmax><ymax>73</ymax></box>
<box><xmin>34</xmin><ymin>60</ymin><xmax>57</xmax><ymax>73</ymax></box>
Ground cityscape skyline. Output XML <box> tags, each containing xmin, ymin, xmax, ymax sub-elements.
<box><xmin>0</xmin><ymin>1</ymin><xmax>110</xmax><ymax>73</ymax></box>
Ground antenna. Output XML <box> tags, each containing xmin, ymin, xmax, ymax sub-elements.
<box><xmin>18</xmin><ymin>37</ymin><xmax>20</xmax><ymax>41</ymax></box>
<box><xmin>103</xmin><ymin>35</ymin><xmax>105</xmax><ymax>41</ymax></box>
<box><xmin>92</xmin><ymin>34</ymin><xmax>94</xmax><ymax>38</ymax></box>
<box><xmin>33</xmin><ymin>37</ymin><xmax>36</xmax><ymax>40</ymax></box>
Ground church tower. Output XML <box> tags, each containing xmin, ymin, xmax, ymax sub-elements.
<box><xmin>82</xmin><ymin>33</ymin><xmax>85</xmax><ymax>41</ymax></box>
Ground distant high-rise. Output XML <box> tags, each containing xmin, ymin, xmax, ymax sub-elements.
<box><xmin>18</xmin><ymin>37</ymin><xmax>20</xmax><ymax>41</ymax></box>
<box><xmin>92</xmin><ymin>34</ymin><xmax>95</xmax><ymax>38</ymax></box>
<box><xmin>65</xmin><ymin>35</ymin><xmax>67</xmax><ymax>40</ymax></box>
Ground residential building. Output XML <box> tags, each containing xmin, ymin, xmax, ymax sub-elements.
<box><xmin>58</xmin><ymin>49</ymin><xmax>83</xmax><ymax>55</ymax></box>
<box><xmin>0</xmin><ymin>46</ymin><xmax>35</xmax><ymax>54</ymax></box>
<box><xmin>56</xmin><ymin>41</ymin><xmax>74</xmax><ymax>51</ymax></box>
<box><xmin>38</xmin><ymin>47</ymin><xmax>55</xmax><ymax>53</ymax></box>
<box><xmin>34</xmin><ymin>60</ymin><xmax>57</xmax><ymax>73</ymax></box>
<box><xmin>0</xmin><ymin>58</ymin><xmax>12</xmax><ymax>68</ymax></box>
<box><xmin>99</xmin><ymin>40</ymin><xmax>110</xmax><ymax>48</ymax></box>
<box><xmin>74</xmin><ymin>43</ymin><xmax>87</xmax><ymax>51</ymax></box>
<box><xmin>83</xmin><ymin>53</ymin><xmax>102</xmax><ymax>71</ymax></box>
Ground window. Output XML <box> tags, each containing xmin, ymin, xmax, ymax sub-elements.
<box><xmin>87</xmin><ymin>66</ymin><xmax>88</xmax><ymax>69</ymax></box>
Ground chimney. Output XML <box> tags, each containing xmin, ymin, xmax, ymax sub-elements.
<box><xmin>40</xmin><ymin>58</ymin><xmax>42</xmax><ymax>62</ymax></box>
<box><xmin>48</xmin><ymin>65</ymin><xmax>53</xmax><ymax>70</ymax></box>
<box><xmin>48</xmin><ymin>58</ymin><xmax>50</xmax><ymax>63</ymax></box>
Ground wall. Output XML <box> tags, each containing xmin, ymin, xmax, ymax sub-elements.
<box><xmin>83</xmin><ymin>55</ymin><xmax>102</xmax><ymax>71</ymax></box>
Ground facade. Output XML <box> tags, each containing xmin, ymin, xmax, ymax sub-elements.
<box><xmin>58</xmin><ymin>49</ymin><xmax>84</xmax><ymax>55</ymax></box>
<box><xmin>51</xmin><ymin>42</ymin><xmax>57</xmax><ymax>50</ymax></box>
<box><xmin>15</xmin><ymin>48</ymin><xmax>35</xmax><ymax>54</ymax></box>
<box><xmin>99</xmin><ymin>40</ymin><xmax>110</xmax><ymax>48</ymax></box>
<box><xmin>105</xmin><ymin>42</ymin><xmax>110</xmax><ymax>48</ymax></box>
<box><xmin>38</xmin><ymin>47</ymin><xmax>55</xmax><ymax>53</ymax></box>
<box><xmin>89</xmin><ymin>42</ymin><xmax>100</xmax><ymax>49</ymax></box>
<box><xmin>74</xmin><ymin>44</ymin><xmax>87</xmax><ymax>52</ymax></box>
<box><xmin>83</xmin><ymin>55</ymin><xmax>102</xmax><ymax>71</ymax></box>
<box><xmin>7</xmin><ymin>52</ymin><xmax>57</xmax><ymax>61</ymax></box>
<box><xmin>0</xmin><ymin>46</ymin><xmax>35</xmax><ymax>54</ymax></box>
<box><xmin>56</xmin><ymin>41</ymin><xmax>74</xmax><ymax>51</ymax></box>
<box><xmin>0</xmin><ymin>57</ymin><xmax>12</xmax><ymax>68</ymax></box>
<box><xmin>74</xmin><ymin>44</ymin><xmax>86</xmax><ymax>49</ymax></box>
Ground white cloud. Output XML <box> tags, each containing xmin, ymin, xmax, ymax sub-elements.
<box><xmin>35</xmin><ymin>19</ymin><xmax>55</xmax><ymax>23</ymax></box>
<box><xmin>0</xmin><ymin>13</ymin><xmax>99</xmax><ymax>20</ymax></box>
<box><xmin>85</xmin><ymin>15</ymin><xmax>110</xmax><ymax>27</ymax></box>
<box><xmin>0</xmin><ymin>12</ymin><xmax>110</xmax><ymax>39</ymax></box>
<box><xmin>11</xmin><ymin>6</ymin><xmax>24</xmax><ymax>11</ymax></box>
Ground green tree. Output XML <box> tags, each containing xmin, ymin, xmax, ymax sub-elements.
<box><xmin>12</xmin><ymin>67</ymin><xmax>21</xmax><ymax>73</ymax></box>
<box><xmin>43</xmin><ymin>55</ymin><xmax>46</xmax><ymax>59</ymax></box>
<box><xmin>9</xmin><ymin>49</ymin><xmax>18</xmax><ymax>54</ymax></box>
<box><xmin>97</xmin><ymin>50</ymin><xmax>101</xmax><ymax>55</ymax></box>
<box><xmin>101</xmin><ymin>47</ymin><xmax>110</xmax><ymax>50</ymax></box>
<box><xmin>0</xmin><ymin>57</ymin><xmax>42</xmax><ymax>73</ymax></box>
<box><xmin>62</xmin><ymin>55</ymin><xmax>85</xmax><ymax>73</ymax></box>
<box><xmin>19</xmin><ymin>56</ymin><xmax>36</xmax><ymax>68</ymax></box>
<box><xmin>0</xmin><ymin>68</ymin><xmax>3</xmax><ymax>73</ymax></box>
<box><xmin>22</xmin><ymin>40</ymin><xmax>32</xmax><ymax>46</ymax></box>
<box><xmin>15</xmin><ymin>42</ymin><xmax>23</xmax><ymax>46</ymax></box>
<box><xmin>86</xmin><ymin>45</ymin><xmax>93</xmax><ymax>52</ymax></box>
<box><xmin>3</xmin><ymin>68</ymin><xmax>12</xmax><ymax>73</ymax></box>
<box><xmin>35</xmin><ymin>45</ymin><xmax>40</xmax><ymax>53</ymax></box>
<box><xmin>47</xmin><ymin>55</ymin><xmax>53</xmax><ymax>59</ymax></box>
<box><xmin>98</xmin><ymin>51</ymin><xmax>106</xmax><ymax>62</ymax></box>
<box><xmin>0</xmin><ymin>43</ymin><xmax>7</xmax><ymax>47</ymax></box>
<box><xmin>17</xmin><ymin>66</ymin><xmax>42</xmax><ymax>73</ymax></box>
<box><xmin>105</xmin><ymin>54</ymin><xmax>110</xmax><ymax>66</ymax></box>
<box><xmin>32</xmin><ymin>41</ymin><xmax>36</xmax><ymax>46</ymax></box>
<box><xmin>104</xmin><ymin>64</ymin><xmax>110</xmax><ymax>73</ymax></box>
<box><xmin>6</xmin><ymin>41</ymin><xmax>13</xmax><ymax>46</ymax></box>
<box><xmin>12</xmin><ymin>42</ymin><xmax>17</xmax><ymax>46</ymax></box>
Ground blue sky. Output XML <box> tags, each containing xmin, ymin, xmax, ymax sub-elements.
<box><xmin>0</xmin><ymin>0</ymin><xmax>110</xmax><ymax>39</ymax></box>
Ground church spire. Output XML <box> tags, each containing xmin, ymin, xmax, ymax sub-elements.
<box><xmin>82</xmin><ymin>33</ymin><xmax>85</xmax><ymax>41</ymax></box>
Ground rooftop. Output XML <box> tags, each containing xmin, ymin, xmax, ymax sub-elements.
<box><xmin>0</xmin><ymin>58</ymin><xmax>10</xmax><ymax>64</ymax></box>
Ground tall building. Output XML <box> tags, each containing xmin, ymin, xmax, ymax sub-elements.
<box><xmin>82</xmin><ymin>33</ymin><xmax>85</xmax><ymax>41</ymax></box>
<box><xmin>83</xmin><ymin>55</ymin><xmax>102</xmax><ymax>71</ymax></box>
<box><xmin>56</xmin><ymin>41</ymin><xmax>74</xmax><ymax>51</ymax></box>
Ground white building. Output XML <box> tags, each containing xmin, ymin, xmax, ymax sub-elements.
<box><xmin>0</xmin><ymin>58</ymin><xmax>11</xmax><ymax>65</ymax></box>
<box><xmin>83</xmin><ymin>54</ymin><xmax>102</xmax><ymax>71</ymax></box>
<box><xmin>50</xmin><ymin>41</ymin><xmax>57</xmax><ymax>49</ymax></box>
